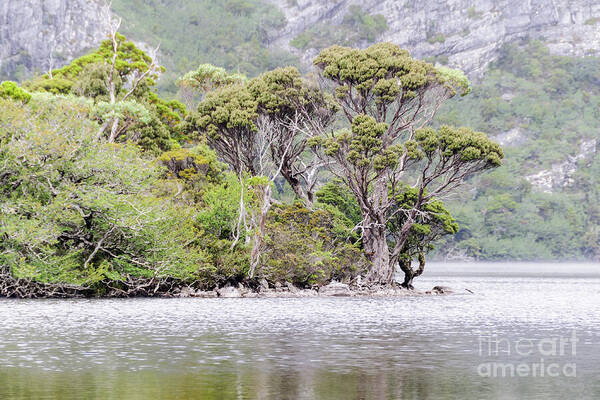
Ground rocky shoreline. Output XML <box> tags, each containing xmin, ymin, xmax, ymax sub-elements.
<box><xmin>176</xmin><ymin>281</ymin><xmax>458</xmax><ymax>298</ymax></box>
<box><xmin>1</xmin><ymin>266</ymin><xmax>460</xmax><ymax>298</ymax></box>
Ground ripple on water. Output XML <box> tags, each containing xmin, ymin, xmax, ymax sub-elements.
<box><xmin>1</xmin><ymin>263</ymin><xmax>599</xmax><ymax>399</ymax></box>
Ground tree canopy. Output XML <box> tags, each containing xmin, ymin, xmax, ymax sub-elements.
<box><xmin>311</xmin><ymin>43</ymin><xmax>501</xmax><ymax>285</ymax></box>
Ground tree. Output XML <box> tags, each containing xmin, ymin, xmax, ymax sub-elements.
<box><xmin>316</xmin><ymin>180</ymin><xmax>458</xmax><ymax>288</ymax></box>
<box><xmin>311</xmin><ymin>43</ymin><xmax>503</xmax><ymax>285</ymax></box>
<box><xmin>190</xmin><ymin>83</ymin><xmax>259</xmax><ymax>174</ymax></box>
<box><xmin>176</xmin><ymin>63</ymin><xmax>246</xmax><ymax>109</ymax></box>
<box><xmin>188</xmin><ymin>66</ymin><xmax>337</xmax><ymax>276</ymax></box>
<box><xmin>388</xmin><ymin>187</ymin><xmax>458</xmax><ymax>288</ymax></box>
<box><xmin>189</xmin><ymin>66</ymin><xmax>336</xmax><ymax>186</ymax></box>
<box><xmin>248</xmin><ymin>67</ymin><xmax>338</xmax><ymax>205</ymax></box>
<box><xmin>23</xmin><ymin>19</ymin><xmax>181</xmax><ymax>151</ymax></box>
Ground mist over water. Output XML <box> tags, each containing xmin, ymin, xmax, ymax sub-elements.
<box><xmin>1</xmin><ymin>263</ymin><xmax>599</xmax><ymax>399</ymax></box>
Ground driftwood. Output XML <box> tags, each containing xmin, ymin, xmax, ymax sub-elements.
<box><xmin>100</xmin><ymin>275</ymin><xmax>185</xmax><ymax>298</ymax></box>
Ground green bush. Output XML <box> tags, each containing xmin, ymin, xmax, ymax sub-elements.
<box><xmin>260</xmin><ymin>203</ymin><xmax>367</xmax><ymax>287</ymax></box>
<box><xmin>0</xmin><ymin>96</ymin><xmax>216</xmax><ymax>287</ymax></box>
<box><xmin>0</xmin><ymin>81</ymin><xmax>31</xmax><ymax>103</ymax></box>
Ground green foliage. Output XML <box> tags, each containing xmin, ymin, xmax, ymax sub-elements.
<box><xmin>177</xmin><ymin>64</ymin><xmax>247</xmax><ymax>93</ymax></box>
<box><xmin>389</xmin><ymin>186</ymin><xmax>459</xmax><ymax>257</ymax></box>
<box><xmin>323</xmin><ymin>114</ymin><xmax>400</xmax><ymax>170</ymax></box>
<box><xmin>24</xmin><ymin>33</ymin><xmax>184</xmax><ymax>153</ymax></box>
<box><xmin>314</xmin><ymin>42</ymin><xmax>464</xmax><ymax>106</ymax></box>
<box><xmin>260</xmin><ymin>203</ymin><xmax>367</xmax><ymax>287</ymax></box>
<box><xmin>28</xmin><ymin>92</ymin><xmax>166</xmax><ymax>152</ymax></box>
<box><xmin>436</xmin><ymin>66</ymin><xmax>471</xmax><ymax>96</ymax></box>
<box><xmin>193</xmin><ymin>84</ymin><xmax>258</xmax><ymax>138</ymax></box>
<box><xmin>248</xmin><ymin>66</ymin><xmax>336</xmax><ymax>117</ymax></box>
<box><xmin>435</xmin><ymin>40</ymin><xmax>600</xmax><ymax>260</ymax></box>
<box><xmin>158</xmin><ymin>142</ymin><xmax>226</xmax><ymax>201</ymax></box>
<box><xmin>192</xmin><ymin>65</ymin><xmax>334</xmax><ymax>143</ymax></box>
<box><xmin>93</xmin><ymin>99</ymin><xmax>151</xmax><ymax>123</ymax></box>
<box><xmin>176</xmin><ymin>64</ymin><xmax>247</xmax><ymax>108</ymax></box>
<box><xmin>0</xmin><ymin>96</ymin><xmax>211</xmax><ymax>286</ymax></box>
<box><xmin>25</xmin><ymin>33</ymin><xmax>160</xmax><ymax>97</ymax></box>
<box><xmin>195</xmin><ymin>173</ymin><xmax>243</xmax><ymax>240</ymax></box>
<box><xmin>290</xmin><ymin>6</ymin><xmax>388</xmax><ymax>50</ymax></box>
<box><xmin>0</xmin><ymin>81</ymin><xmax>31</xmax><ymax>103</ymax></box>
<box><xmin>427</xmin><ymin>33</ymin><xmax>446</xmax><ymax>44</ymax></box>
<box><xmin>24</xmin><ymin>76</ymin><xmax>73</xmax><ymax>95</ymax></box>
<box><xmin>316</xmin><ymin>180</ymin><xmax>362</xmax><ymax>226</ymax></box>
<box><xmin>413</xmin><ymin>125</ymin><xmax>503</xmax><ymax>167</ymax></box>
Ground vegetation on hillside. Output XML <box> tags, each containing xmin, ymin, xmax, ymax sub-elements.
<box><xmin>290</xmin><ymin>5</ymin><xmax>388</xmax><ymax>50</ymax></box>
<box><xmin>110</xmin><ymin>0</ymin><xmax>298</xmax><ymax>95</ymax></box>
<box><xmin>435</xmin><ymin>41</ymin><xmax>600</xmax><ymax>260</ymax></box>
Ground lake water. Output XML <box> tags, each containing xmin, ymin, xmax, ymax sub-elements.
<box><xmin>1</xmin><ymin>262</ymin><xmax>599</xmax><ymax>399</ymax></box>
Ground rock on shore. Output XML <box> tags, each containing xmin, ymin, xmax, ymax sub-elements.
<box><xmin>177</xmin><ymin>281</ymin><xmax>457</xmax><ymax>298</ymax></box>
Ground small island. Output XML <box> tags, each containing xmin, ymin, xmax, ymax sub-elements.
<box><xmin>1</xmin><ymin>26</ymin><xmax>503</xmax><ymax>298</ymax></box>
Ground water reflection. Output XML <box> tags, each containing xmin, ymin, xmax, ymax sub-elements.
<box><xmin>2</xmin><ymin>365</ymin><xmax>599</xmax><ymax>399</ymax></box>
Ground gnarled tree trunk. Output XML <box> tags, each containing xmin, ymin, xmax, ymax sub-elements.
<box><xmin>362</xmin><ymin>177</ymin><xmax>396</xmax><ymax>285</ymax></box>
<box><xmin>282</xmin><ymin>169</ymin><xmax>313</xmax><ymax>207</ymax></box>
<box><xmin>398</xmin><ymin>252</ymin><xmax>425</xmax><ymax>289</ymax></box>
<box><xmin>363</xmin><ymin>220</ymin><xmax>392</xmax><ymax>285</ymax></box>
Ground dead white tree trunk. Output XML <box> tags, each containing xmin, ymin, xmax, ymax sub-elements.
<box><xmin>246</xmin><ymin>116</ymin><xmax>293</xmax><ymax>278</ymax></box>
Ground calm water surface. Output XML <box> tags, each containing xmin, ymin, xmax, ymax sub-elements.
<box><xmin>1</xmin><ymin>262</ymin><xmax>599</xmax><ymax>399</ymax></box>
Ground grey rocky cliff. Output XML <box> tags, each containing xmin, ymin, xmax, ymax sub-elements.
<box><xmin>525</xmin><ymin>139</ymin><xmax>598</xmax><ymax>192</ymax></box>
<box><xmin>0</xmin><ymin>0</ymin><xmax>109</xmax><ymax>79</ymax></box>
<box><xmin>2</xmin><ymin>1</ymin><xmax>599</xmax><ymax>80</ymax></box>
<box><xmin>269</xmin><ymin>0</ymin><xmax>600</xmax><ymax>77</ymax></box>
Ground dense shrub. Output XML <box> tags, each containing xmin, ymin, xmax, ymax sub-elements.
<box><xmin>0</xmin><ymin>97</ymin><xmax>215</xmax><ymax>287</ymax></box>
<box><xmin>259</xmin><ymin>203</ymin><xmax>367</xmax><ymax>287</ymax></box>
<box><xmin>0</xmin><ymin>81</ymin><xmax>31</xmax><ymax>103</ymax></box>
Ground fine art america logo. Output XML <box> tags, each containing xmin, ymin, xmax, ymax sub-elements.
<box><xmin>477</xmin><ymin>331</ymin><xmax>578</xmax><ymax>378</ymax></box>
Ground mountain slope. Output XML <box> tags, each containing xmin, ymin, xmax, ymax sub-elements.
<box><xmin>434</xmin><ymin>41</ymin><xmax>600</xmax><ymax>260</ymax></box>
<box><xmin>0</xmin><ymin>0</ymin><xmax>109</xmax><ymax>80</ymax></box>
<box><xmin>272</xmin><ymin>0</ymin><xmax>600</xmax><ymax>77</ymax></box>
<box><xmin>109</xmin><ymin>0</ymin><xmax>298</xmax><ymax>95</ymax></box>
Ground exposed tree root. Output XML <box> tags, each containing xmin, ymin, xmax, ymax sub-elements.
<box><xmin>0</xmin><ymin>265</ymin><xmax>91</xmax><ymax>298</ymax></box>
<box><xmin>0</xmin><ymin>265</ymin><xmax>195</xmax><ymax>299</ymax></box>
